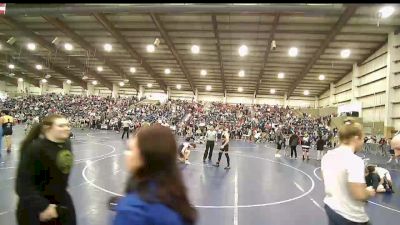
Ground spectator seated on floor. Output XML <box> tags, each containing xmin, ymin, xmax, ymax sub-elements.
<box><xmin>365</xmin><ymin>165</ymin><xmax>394</xmax><ymax>193</ymax></box>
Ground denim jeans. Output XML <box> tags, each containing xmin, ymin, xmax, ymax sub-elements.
<box><xmin>324</xmin><ymin>204</ymin><xmax>371</xmax><ymax>225</ymax></box>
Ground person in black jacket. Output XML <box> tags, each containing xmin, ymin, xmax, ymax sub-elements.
<box><xmin>15</xmin><ymin>114</ymin><xmax>76</xmax><ymax>225</ymax></box>
<box><xmin>289</xmin><ymin>133</ymin><xmax>299</xmax><ymax>159</ymax></box>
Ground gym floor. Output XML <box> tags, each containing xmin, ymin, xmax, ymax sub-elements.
<box><xmin>0</xmin><ymin>126</ymin><xmax>399</xmax><ymax>225</ymax></box>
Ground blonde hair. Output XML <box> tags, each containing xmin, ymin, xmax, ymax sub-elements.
<box><xmin>338</xmin><ymin>120</ymin><xmax>364</xmax><ymax>144</ymax></box>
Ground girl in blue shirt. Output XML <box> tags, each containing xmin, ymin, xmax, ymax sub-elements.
<box><xmin>114</xmin><ymin>125</ymin><xmax>196</xmax><ymax>225</ymax></box>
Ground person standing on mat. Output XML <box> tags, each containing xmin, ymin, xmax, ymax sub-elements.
<box><xmin>214</xmin><ymin>128</ymin><xmax>230</xmax><ymax>170</ymax></box>
<box><xmin>121</xmin><ymin>118</ymin><xmax>131</xmax><ymax>140</ymax></box>
<box><xmin>321</xmin><ymin>121</ymin><xmax>375</xmax><ymax>225</ymax></box>
<box><xmin>15</xmin><ymin>114</ymin><xmax>76</xmax><ymax>225</ymax></box>
<box><xmin>114</xmin><ymin>125</ymin><xmax>197</xmax><ymax>225</ymax></box>
<box><xmin>0</xmin><ymin>116</ymin><xmax>3</xmax><ymax>157</ymax></box>
<box><xmin>316</xmin><ymin>135</ymin><xmax>325</xmax><ymax>161</ymax></box>
<box><xmin>289</xmin><ymin>132</ymin><xmax>299</xmax><ymax>159</ymax></box>
<box><xmin>1</xmin><ymin>110</ymin><xmax>15</xmax><ymax>153</ymax></box>
<box><xmin>203</xmin><ymin>126</ymin><xmax>217</xmax><ymax>162</ymax></box>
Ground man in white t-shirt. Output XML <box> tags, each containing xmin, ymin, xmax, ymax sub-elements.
<box><xmin>321</xmin><ymin>121</ymin><xmax>375</xmax><ymax>225</ymax></box>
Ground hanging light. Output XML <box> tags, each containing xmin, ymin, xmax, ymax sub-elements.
<box><xmin>64</xmin><ymin>43</ymin><xmax>73</xmax><ymax>51</ymax></box>
<box><xmin>66</xmin><ymin>80</ymin><xmax>72</xmax><ymax>84</ymax></box>
<box><xmin>146</xmin><ymin>44</ymin><xmax>155</xmax><ymax>53</ymax></box>
<box><xmin>238</xmin><ymin>45</ymin><xmax>248</xmax><ymax>57</ymax></box>
<box><xmin>238</xmin><ymin>70</ymin><xmax>245</xmax><ymax>77</ymax></box>
<box><xmin>27</xmin><ymin>43</ymin><xmax>36</xmax><ymax>51</ymax></box>
<box><xmin>8</xmin><ymin>64</ymin><xmax>15</xmax><ymax>69</ymax></box>
<box><xmin>191</xmin><ymin>45</ymin><xmax>200</xmax><ymax>54</ymax></box>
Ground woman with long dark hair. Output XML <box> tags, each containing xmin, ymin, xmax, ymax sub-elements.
<box><xmin>15</xmin><ymin>114</ymin><xmax>76</xmax><ymax>225</ymax></box>
<box><xmin>114</xmin><ymin>125</ymin><xmax>197</xmax><ymax>225</ymax></box>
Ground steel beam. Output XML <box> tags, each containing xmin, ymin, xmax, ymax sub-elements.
<box><xmin>287</xmin><ymin>5</ymin><xmax>358</xmax><ymax>98</ymax></box>
<box><xmin>0</xmin><ymin>38</ymin><xmax>86</xmax><ymax>89</ymax></box>
<box><xmin>93</xmin><ymin>13</ymin><xmax>167</xmax><ymax>92</ymax></box>
<box><xmin>255</xmin><ymin>14</ymin><xmax>280</xmax><ymax>96</ymax></box>
<box><xmin>43</xmin><ymin>16</ymin><xmax>139</xmax><ymax>90</ymax></box>
<box><xmin>211</xmin><ymin>15</ymin><xmax>226</xmax><ymax>94</ymax></box>
<box><xmin>5</xmin><ymin>4</ymin><xmax>347</xmax><ymax>16</ymax></box>
<box><xmin>150</xmin><ymin>13</ymin><xmax>196</xmax><ymax>94</ymax></box>
<box><xmin>0</xmin><ymin>16</ymin><xmax>113</xmax><ymax>90</ymax></box>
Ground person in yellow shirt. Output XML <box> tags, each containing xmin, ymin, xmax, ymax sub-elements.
<box><xmin>1</xmin><ymin>110</ymin><xmax>15</xmax><ymax>153</ymax></box>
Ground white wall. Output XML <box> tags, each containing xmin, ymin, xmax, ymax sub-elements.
<box><xmin>318</xmin><ymin>37</ymin><xmax>400</xmax><ymax>133</ymax></box>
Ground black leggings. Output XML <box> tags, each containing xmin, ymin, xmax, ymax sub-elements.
<box><xmin>217</xmin><ymin>151</ymin><xmax>230</xmax><ymax>167</ymax></box>
<box><xmin>121</xmin><ymin>127</ymin><xmax>129</xmax><ymax>139</ymax></box>
<box><xmin>291</xmin><ymin>146</ymin><xmax>297</xmax><ymax>158</ymax></box>
<box><xmin>203</xmin><ymin>141</ymin><xmax>215</xmax><ymax>161</ymax></box>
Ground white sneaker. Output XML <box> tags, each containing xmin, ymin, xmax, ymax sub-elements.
<box><xmin>185</xmin><ymin>160</ymin><xmax>191</xmax><ymax>165</ymax></box>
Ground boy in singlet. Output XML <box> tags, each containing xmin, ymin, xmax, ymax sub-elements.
<box><xmin>1</xmin><ymin>110</ymin><xmax>15</xmax><ymax>153</ymax></box>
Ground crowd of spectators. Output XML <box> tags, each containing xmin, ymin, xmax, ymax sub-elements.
<box><xmin>1</xmin><ymin>94</ymin><xmax>340</xmax><ymax>147</ymax></box>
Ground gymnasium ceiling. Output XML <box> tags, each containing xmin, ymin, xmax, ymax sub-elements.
<box><xmin>0</xmin><ymin>4</ymin><xmax>399</xmax><ymax>98</ymax></box>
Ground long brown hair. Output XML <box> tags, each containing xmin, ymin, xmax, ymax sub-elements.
<box><xmin>19</xmin><ymin>114</ymin><xmax>65</xmax><ymax>154</ymax></box>
<box><xmin>125</xmin><ymin>125</ymin><xmax>197</xmax><ymax>224</ymax></box>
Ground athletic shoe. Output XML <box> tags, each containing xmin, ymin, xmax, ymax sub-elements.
<box><xmin>214</xmin><ymin>163</ymin><xmax>220</xmax><ymax>167</ymax></box>
<box><xmin>224</xmin><ymin>166</ymin><xmax>230</xmax><ymax>170</ymax></box>
<box><xmin>203</xmin><ymin>160</ymin><xmax>206</xmax><ymax>163</ymax></box>
<box><xmin>185</xmin><ymin>160</ymin><xmax>191</xmax><ymax>165</ymax></box>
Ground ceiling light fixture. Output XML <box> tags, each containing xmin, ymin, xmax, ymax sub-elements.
<box><xmin>97</xmin><ymin>66</ymin><xmax>103</xmax><ymax>72</ymax></box>
<box><xmin>319</xmin><ymin>74</ymin><xmax>325</xmax><ymax>80</ymax></box>
<box><xmin>191</xmin><ymin>45</ymin><xmax>200</xmax><ymax>54</ymax></box>
<box><xmin>64</xmin><ymin>43</ymin><xmax>73</xmax><ymax>51</ymax></box>
<box><xmin>238</xmin><ymin>87</ymin><xmax>243</xmax><ymax>92</ymax></box>
<box><xmin>41</xmin><ymin>79</ymin><xmax>47</xmax><ymax>83</ymax></box>
<box><xmin>176</xmin><ymin>84</ymin><xmax>182</xmax><ymax>90</ymax></box>
<box><xmin>164</xmin><ymin>68</ymin><xmax>171</xmax><ymax>74</ymax></box>
<box><xmin>104</xmin><ymin>43</ymin><xmax>112</xmax><ymax>52</ymax></box>
<box><xmin>92</xmin><ymin>80</ymin><xmax>98</xmax><ymax>85</ymax></box>
<box><xmin>379</xmin><ymin>6</ymin><xmax>395</xmax><ymax>19</ymax></box>
<box><xmin>146</xmin><ymin>44</ymin><xmax>155</xmax><ymax>53</ymax></box>
<box><xmin>206</xmin><ymin>85</ymin><xmax>212</xmax><ymax>91</ymax></box>
<box><xmin>147</xmin><ymin>83</ymin><xmax>153</xmax><ymax>88</ymax></box>
<box><xmin>66</xmin><ymin>80</ymin><xmax>72</xmax><ymax>84</ymax></box>
<box><xmin>270</xmin><ymin>89</ymin><xmax>276</xmax><ymax>94</ymax></box>
<box><xmin>153</xmin><ymin>38</ymin><xmax>160</xmax><ymax>47</ymax></box>
<box><xmin>119</xmin><ymin>81</ymin><xmax>125</xmax><ymax>87</ymax></box>
<box><xmin>278</xmin><ymin>72</ymin><xmax>285</xmax><ymax>79</ymax></box>
<box><xmin>200</xmin><ymin>69</ymin><xmax>207</xmax><ymax>76</ymax></box>
<box><xmin>27</xmin><ymin>43</ymin><xmax>36</xmax><ymax>51</ymax></box>
<box><xmin>45</xmin><ymin>74</ymin><xmax>52</xmax><ymax>79</ymax></box>
<box><xmin>8</xmin><ymin>64</ymin><xmax>15</xmax><ymax>69</ymax></box>
<box><xmin>238</xmin><ymin>45</ymin><xmax>248</xmax><ymax>57</ymax></box>
<box><xmin>304</xmin><ymin>90</ymin><xmax>310</xmax><ymax>96</ymax></box>
<box><xmin>82</xmin><ymin>76</ymin><xmax>88</xmax><ymax>80</ymax></box>
<box><xmin>340</xmin><ymin>49</ymin><xmax>351</xmax><ymax>58</ymax></box>
<box><xmin>288</xmin><ymin>47</ymin><xmax>298</xmax><ymax>57</ymax></box>
<box><xmin>238</xmin><ymin>70</ymin><xmax>245</xmax><ymax>77</ymax></box>
<box><xmin>35</xmin><ymin>64</ymin><xmax>42</xmax><ymax>70</ymax></box>
<box><xmin>18</xmin><ymin>78</ymin><xmax>24</xmax><ymax>82</ymax></box>
<box><xmin>130</xmin><ymin>67</ymin><xmax>136</xmax><ymax>73</ymax></box>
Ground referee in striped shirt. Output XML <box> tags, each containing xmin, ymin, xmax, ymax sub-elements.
<box><xmin>203</xmin><ymin>126</ymin><xmax>217</xmax><ymax>162</ymax></box>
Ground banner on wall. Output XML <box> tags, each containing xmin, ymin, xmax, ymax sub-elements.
<box><xmin>337</xmin><ymin>102</ymin><xmax>362</xmax><ymax>117</ymax></box>
<box><xmin>0</xmin><ymin>3</ymin><xmax>6</xmax><ymax>15</ymax></box>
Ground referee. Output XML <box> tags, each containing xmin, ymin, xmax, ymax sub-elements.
<box><xmin>203</xmin><ymin>126</ymin><xmax>217</xmax><ymax>162</ymax></box>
